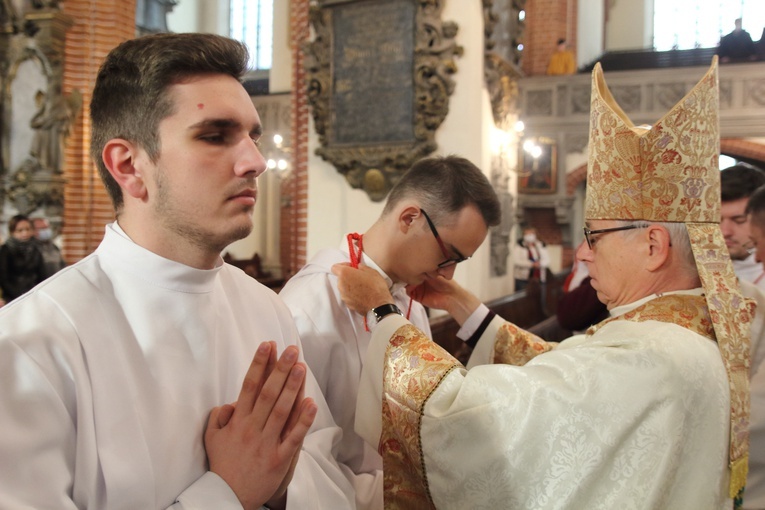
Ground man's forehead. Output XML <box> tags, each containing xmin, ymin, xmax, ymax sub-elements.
<box><xmin>167</xmin><ymin>75</ymin><xmax>259</xmax><ymax>121</ymax></box>
<box><xmin>720</xmin><ymin>197</ymin><xmax>748</xmax><ymax>216</ymax></box>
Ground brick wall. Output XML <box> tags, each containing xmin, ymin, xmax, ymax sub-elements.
<box><xmin>281</xmin><ymin>0</ymin><xmax>309</xmax><ymax>278</ymax></box>
<box><xmin>61</xmin><ymin>1</ymin><xmax>135</xmax><ymax>262</ymax></box>
<box><xmin>522</xmin><ymin>0</ymin><xmax>578</xmax><ymax>76</ymax></box>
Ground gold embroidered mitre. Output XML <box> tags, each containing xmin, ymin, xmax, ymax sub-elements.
<box><xmin>586</xmin><ymin>61</ymin><xmax>719</xmax><ymax>222</ymax></box>
<box><xmin>586</xmin><ymin>57</ymin><xmax>752</xmax><ymax>501</ymax></box>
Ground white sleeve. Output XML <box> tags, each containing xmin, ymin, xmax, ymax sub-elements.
<box><xmin>170</xmin><ymin>472</ymin><xmax>244</xmax><ymax>509</ymax></box>
<box><xmin>0</xmin><ymin>341</ymin><xmax>80</xmax><ymax>510</ymax></box>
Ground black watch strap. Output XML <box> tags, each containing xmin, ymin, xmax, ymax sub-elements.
<box><xmin>371</xmin><ymin>303</ymin><xmax>403</xmax><ymax>324</ymax></box>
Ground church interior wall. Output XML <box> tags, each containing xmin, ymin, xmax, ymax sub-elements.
<box><xmin>4</xmin><ymin>0</ymin><xmax>762</xmax><ymax>308</ymax></box>
<box><xmin>604</xmin><ymin>0</ymin><xmax>653</xmax><ymax>51</ymax></box>
<box><xmin>576</xmin><ymin>0</ymin><xmax>604</xmax><ymax>68</ymax></box>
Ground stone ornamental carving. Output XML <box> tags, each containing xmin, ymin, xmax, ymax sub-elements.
<box><xmin>0</xmin><ymin>1</ymin><xmax>76</xmax><ymax>229</ymax></box>
<box><xmin>483</xmin><ymin>0</ymin><xmax>525</xmax><ymax>128</ymax></box>
<box><xmin>483</xmin><ymin>0</ymin><xmax>525</xmax><ymax>275</ymax></box>
<box><xmin>304</xmin><ymin>0</ymin><xmax>462</xmax><ymax>201</ymax></box>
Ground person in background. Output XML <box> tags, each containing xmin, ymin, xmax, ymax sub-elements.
<box><xmin>718</xmin><ymin>17</ymin><xmax>757</xmax><ymax>63</ymax></box>
<box><xmin>279</xmin><ymin>155</ymin><xmax>501</xmax><ymax>509</ymax></box>
<box><xmin>721</xmin><ymin>163</ymin><xmax>765</xmax><ymax>289</ymax></box>
<box><xmin>0</xmin><ymin>33</ymin><xmax>356</xmax><ymax>509</ymax></box>
<box><xmin>742</xmin><ymin>185</ymin><xmax>765</xmax><ymax>510</ymax></box>
<box><xmin>546</xmin><ymin>38</ymin><xmax>576</xmax><ymax>75</ymax></box>
<box><xmin>332</xmin><ymin>57</ymin><xmax>751</xmax><ymax>509</ymax></box>
<box><xmin>31</xmin><ymin>216</ymin><xmax>66</xmax><ymax>278</ymax></box>
<box><xmin>0</xmin><ymin>214</ymin><xmax>45</xmax><ymax>302</ymax></box>
<box><xmin>512</xmin><ymin>226</ymin><xmax>549</xmax><ymax>291</ymax></box>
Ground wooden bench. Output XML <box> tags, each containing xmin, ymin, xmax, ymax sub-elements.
<box><xmin>430</xmin><ymin>271</ymin><xmax>571</xmax><ymax>364</ymax></box>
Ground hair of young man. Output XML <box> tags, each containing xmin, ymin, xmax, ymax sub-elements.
<box><xmin>745</xmin><ymin>184</ymin><xmax>765</xmax><ymax>228</ymax></box>
<box><xmin>617</xmin><ymin>219</ymin><xmax>697</xmax><ymax>279</ymax></box>
<box><xmin>720</xmin><ymin>163</ymin><xmax>765</xmax><ymax>202</ymax></box>
<box><xmin>8</xmin><ymin>214</ymin><xmax>30</xmax><ymax>235</ymax></box>
<box><xmin>90</xmin><ymin>32</ymin><xmax>250</xmax><ymax>211</ymax></box>
<box><xmin>382</xmin><ymin>155</ymin><xmax>501</xmax><ymax>229</ymax></box>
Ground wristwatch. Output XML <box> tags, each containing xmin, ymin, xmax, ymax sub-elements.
<box><xmin>369</xmin><ymin>303</ymin><xmax>403</xmax><ymax>325</ymax></box>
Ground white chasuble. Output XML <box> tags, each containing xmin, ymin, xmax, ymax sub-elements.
<box><xmin>358</xmin><ymin>291</ymin><xmax>732</xmax><ymax>509</ymax></box>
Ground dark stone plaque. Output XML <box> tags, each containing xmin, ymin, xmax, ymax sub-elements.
<box><xmin>329</xmin><ymin>0</ymin><xmax>415</xmax><ymax>145</ymax></box>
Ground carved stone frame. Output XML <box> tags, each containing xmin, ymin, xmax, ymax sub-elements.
<box><xmin>0</xmin><ymin>5</ymin><xmax>74</xmax><ymax>233</ymax></box>
<box><xmin>304</xmin><ymin>0</ymin><xmax>462</xmax><ymax>201</ymax></box>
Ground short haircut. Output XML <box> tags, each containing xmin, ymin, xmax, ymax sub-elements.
<box><xmin>557</xmin><ymin>38</ymin><xmax>566</xmax><ymax>45</ymax></box>
<box><xmin>90</xmin><ymin>33</ymin><xmax>250</xmax><ymax>211</ymax></box>
<box><xmin>746</xmin><ymin>184</ymin><xmax>765</xmax><ymax>228</ymax></box>
<box><xmin>382</xmin><ymin>155</ymin><xmax>501</xmax><ymax>228</ymax></box>
<box><xmin>720</xmin><ymin>163</ymin><xmax>765</xmax><ymax>202</ymax></box>
<box><xmin>8</xmin><ymin>214</ymin><xmax>31</xmax><ymax>235</ymax></box>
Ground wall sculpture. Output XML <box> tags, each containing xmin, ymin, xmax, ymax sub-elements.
<box><xmin>304</xmin><ymin>0</ymin><xmax>462</xmax><ymax>201</ymax></box>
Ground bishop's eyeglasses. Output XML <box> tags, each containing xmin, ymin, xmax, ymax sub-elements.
<box><xmin>582</xmin><ymin>224</ymin><xmax>645</xmax><ymax>249</ymax></box>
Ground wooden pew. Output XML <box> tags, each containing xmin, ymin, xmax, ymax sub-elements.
<box><xmin>430</xmin><ymin>271</ymin><xmax>571</xmax><ymax>364</ymax></box>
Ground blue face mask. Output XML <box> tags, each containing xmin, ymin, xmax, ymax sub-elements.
<box><xmin>37</xmin><ymin>228</ymin><xmax>53</xmax><ymax>241</ymax></box>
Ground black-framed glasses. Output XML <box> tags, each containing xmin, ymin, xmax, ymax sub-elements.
<box><xmin>582</xmin><ymin>224</ymin><xmax>645</xmax><ymax>249</ymax></box>
<box><xmin>421</xmin><ymin>209</ymin><xmax>469</xmax><ymax>269</ymax></box>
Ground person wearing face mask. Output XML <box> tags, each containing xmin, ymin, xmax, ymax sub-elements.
<box><xmin>0</xmin><ymin>214</ymin><xmax>45</xmax><ymax>301</ymax></box>
<box><xmin>513</xmin><ymin>226</ymin><xmax>550</xmax><ymax>291</ymax></box>
<box><xmin>31</xmin><ymin>216</ymin><xmax>66</xmax><ymax>278</ymax></box>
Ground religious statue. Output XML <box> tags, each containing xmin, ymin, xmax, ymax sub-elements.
<box><xmin>29</xmin><ymin>85</ymin><xmax>80</xmax><ymax>174</ymax></box>
<box><xmin>0</xmin><ymin>0</ymin><xmax>17</xmax><ymax>33</ymax></box>
<box><xmin>135</xmin><ymin>0</ymin><xmax>178</xmax><ymax>35</ymax></box>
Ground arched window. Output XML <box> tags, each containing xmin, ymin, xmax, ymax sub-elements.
<box><xmin>230</xmin><ymin>0</ymin><xmax>273</xmax><ymax>70</ymax></box>
<box><xmin>654</xmin><ymin>0</ymin><xmax>765</xmax><ymax>50</ymax></box>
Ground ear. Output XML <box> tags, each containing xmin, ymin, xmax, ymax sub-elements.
<box><xmin>397</xmin><ymin>205</ymin><xmax>422</xmax><ymax>233</ymax></box>
<box><xmin>101</xmin><ymin>139</ymin><xmax>148</xmax><ymax>200</ymax></box>
<box><xmin>644</xmin><ymin>225</ymin><xmax>672</xmax><ymax>271</ymax></box>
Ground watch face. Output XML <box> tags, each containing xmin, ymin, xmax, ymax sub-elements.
<box><xmin>372</xmin><ymin>303</ymin><xmax>402</xmax><ymax>323</ymax></box>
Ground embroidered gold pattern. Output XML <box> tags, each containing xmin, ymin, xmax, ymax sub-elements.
<box><xmin>587</xmin><ymin>294</ymin><xmax>715</xmax><ymax>340</ymax></box>
<box><xmin>493</xmin><ymin>322</ymin><xmax>553</xmax><ymax>365</ymax></box>
<box><xmin>380</xmin><ymin>324</ymin><xmax>460</xmax><ymax>509</ymax></box>
<box><xmin>585</xmin><ymin>62</ymin><xmax>720</xmax><ymax>223</ymax></box>
<box><xmin>689</xmin><ymin>224</ymin><xmax>753</xmax><ymax>498</ymax></box>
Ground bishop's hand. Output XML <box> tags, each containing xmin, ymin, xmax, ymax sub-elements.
<box><xmin>332</xmin><ymin>262</ymin><xmax>394</xmax><ymax>315</ymax></box>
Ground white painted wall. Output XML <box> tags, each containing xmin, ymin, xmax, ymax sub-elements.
<box><xmin>605</xmin><ymin>0</ymin><xmax>653</xmax><ymax>50</ymax></box>
<box><xmin>269</xmin><ymin>0</ymin><xmax>291</xmax><ymax>93</ymax></box>
<box><xmin>167</xmin><ymin>0</ymin><xmax>228</xmax><ymax>34</ymax></box>
<box><xmin>577</xmin><ymin>0</ymin><xmax>605</xmax><ymax>67</ymax></box>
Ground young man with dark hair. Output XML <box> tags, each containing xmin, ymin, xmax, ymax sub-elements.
<box><xmin>744</xmin><ymin>183</ymin><xmax>765</xmax><ymax>510</ymax></box>
<box><xmin>721</xmin><ymin>163</ymin><xmax>765</xmax><ymax>289</ymax></box>
<box><xmin>0</xmin><ymin>33</ymin><xmax>355</xmax><ymax>509</ymax></box>
<box><xmin>279</xmin><ymin>155</ymin><xmax>500</xmax><ymax>509</ymax></box>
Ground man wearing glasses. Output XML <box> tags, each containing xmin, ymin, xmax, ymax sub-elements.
<box><xmin>332</xmin><ymin>58</ymin><xmax>753</xmax><ymax>509</ymax></box>
<box><xmin>279</xmin><ymin>155</ymin><xmax>500</xmax><ymax>509</ymax></box>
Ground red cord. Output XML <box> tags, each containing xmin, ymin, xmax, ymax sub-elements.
<box><xmin>347</xmin><ymin>233</ymin><xmax>369</xmax><ymax>331</ymax></box>
<box><xmin>345</xmin><ymin>232</ymin><xmax>412</xmax><ymax>331</ymax></box>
